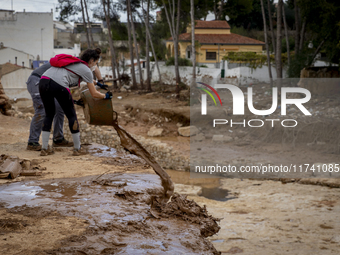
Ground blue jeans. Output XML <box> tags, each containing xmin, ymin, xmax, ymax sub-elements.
<box><xmin>27</xmin><ymin>75</ymin><xmax>64</xmax><ymax>143</ymax></box>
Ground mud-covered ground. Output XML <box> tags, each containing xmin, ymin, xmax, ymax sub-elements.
<box><xmin>0</xmin><ymin>174</ymin><xmax>219</xmax><ymax>255</ymax></box>
<box><xmin>0</xmin><ymin>113</ymin><xmax>220</xmax><ymax>254</ymax></box>
<box><xmin>1</xmin><ymin>87</ymin><xmax>340</xmax><ymax>255</ymax></box>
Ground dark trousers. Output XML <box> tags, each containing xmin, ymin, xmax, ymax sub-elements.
<box><xmin>27</xmin><ymin>75</ymin><xmax>64</xmax><ymax>143</ymax></box>
<box><xmin>39</xmin><ymin>78</ymin><xmax>79</xmax><ymax>134</ymax></box>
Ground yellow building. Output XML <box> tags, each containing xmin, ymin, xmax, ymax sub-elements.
<box><xmin>166</xmin><ymin>20</ymin><xmax>265</xmax><ymax>65</ymax></box>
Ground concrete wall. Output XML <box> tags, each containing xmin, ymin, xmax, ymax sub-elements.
<box><xmin>148</xmin><ymin>61</ymin><xmax>286</xmax><ymax>87</ymax></box>
<box><xmin>54</xmin><ymin>31</ymin><xmax>76</xmax><ymax>48</ymax></box>
<box><xmin>149</xmin><ymin>64</ymin><xmax>221</xmax><ymax>86</ymax></box>
<box><xmin>2</xmin><ymin>68</ymin><xmax>32</xmax><ymax>99</ymax></box>
<box><xmin>224</xmin><ymin>61</ymin><xmax>286</xmax><ymax>85</ymax></box>
<box><xmin>0</xmin><ymin>48</ymin><xmax>34</xmax><ymax>68</ymax></box>
<box><xmin>0</xmin><ymin>11</ymin><xmax>54</xmax><ymax>61</ymax></box>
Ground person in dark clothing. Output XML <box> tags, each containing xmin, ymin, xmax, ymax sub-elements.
<box><xmin>26</xmin><ymin>62</ymin><xmax>73</xmax><ymax>151</ymax></box>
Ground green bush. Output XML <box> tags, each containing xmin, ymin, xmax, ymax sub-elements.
<box><xmin>223</xmin><ymin>52</ymin><xmax>289</xmax><ymax>69</ymax></box>
<box><xmin>287</xmin><ymin>52</ymin><xmax>309</xmax><ymax>78</ymax></box>
<box><xmin>166</xmin><ymin>57</ymin><xmax>193</xmax><ymax>66</ymax></box>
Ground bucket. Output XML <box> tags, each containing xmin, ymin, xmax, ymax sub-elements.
<box><xmin>80</xmin><ymin>88</ymin><xmax>117</xmax><ymax>126</ymax></box>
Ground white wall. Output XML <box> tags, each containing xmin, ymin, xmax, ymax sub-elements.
<box><xmin>147</xmin><ymin>62</ymin><xmax>287</xmax><ymax>87</ymax></box>
<box><xmin>314</xmin><ymin>60</ymin><xmax>339</xmax><ymax>67</ymax></box>
<box><xmin>149</xmin><ymin>64</ymin><xmax>221</xmax><ymax>86</ymax></box>
<box><xmin>0</xmin><ymin>48</ymin><xmax>34</xmax><ymax>68</ymax></box>
<box><xmin>53</xmin><ymin>44</ymin><xmax>81</xmax><ymax>57</ymax></box>
<box><xmin>2</xmin><ymin>68</ymin><xmax>32</xmax><ymax>99</ymax></box>
<box><xmin>97</xmin><ymin>62</ymin><xmax>287</xmax><ymax>87</ymax></box>
<box><xmin>224</xmin><ymin>61</ymin><xmax>287</xmax><ymax>85</ymax></box>
<box><xmin>0</xmin><ymin>11</ymin><xmax>54</xmax><ymax>61</ymax></box>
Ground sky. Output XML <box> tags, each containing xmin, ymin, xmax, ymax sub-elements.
<box><xmin>0</xmin><ymin>0</ymin><xmax>132</xmax><ymax>23</ymax></box>
<box><xmin>1</xmin><ymin>0</ymin><xmax>282</xmax><ymax>23</ymax></box>
<box><xmin>0</xmin><ymin>0</ymin><xmax>60</xmax><ymax>19</ymax></box>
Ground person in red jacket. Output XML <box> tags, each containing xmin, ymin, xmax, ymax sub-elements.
<box><xmin>39</xmin><ymin>48</ymin><xmax>112</xmax><ymax>156</ymax></box>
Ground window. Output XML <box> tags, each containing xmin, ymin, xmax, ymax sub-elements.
<box><xmin>187</xmin><ymin>51</ymin><xmax>191</xmax><ymax>59</ymax></box>
<box><xmin>206</xmin><ymin>52</ymin><xmax>217</xmax><ymax>60</ymax></box>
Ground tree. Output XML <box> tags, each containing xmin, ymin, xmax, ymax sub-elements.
<box><xmin>191</xmin><ymin>0</ymin><xmax>196</xmax><ymax>80</ymax></box>
<box><xmin>127</xmin><ymin>0</ymin><xmax>144</xmax><ymax>89</ymax></box>
<box><xmin>162</xmin><ymin>0</ymin><xmax>181</xmax><ymax>94</ymax></box>
<box><xmin>282</xmin><ymin>2</ymin><xmax>291</xmax><ymax>66</ymax></box>
<box><xmin>260</xmin><ymin>0</ymin><xmax>273</xmax><ymax>83</ymax></box>
<box><xmin>144</xmin><ymin>0</ymin><xmax>151</xmax><ymax>90</ymax></box>
<box><xmin>126</xmin><ymin>0</ymin><xmax>138</xmax><ymax>89</ymax></box>
<box><xmin>276</xmin><ymin>0</ymin><xmax>283</xmax><ymax>78</ymax></box>
<box><xmin>213</xmin><ymin>0</ymin><xmax>227</xmax><ymax>20</ymax></box>
<box><xmin>57</xmin><ymin>0</ymin><xmax>79</xmax><ymax>22</ymax></box>
<box><xmin>80</xmin><ymin>0</ymin><xmax>91</xmax><ymax>48</ymax></box>
<box><xmin>293</xmin><ymin>0</ymin><xmax>300</xmax><ymax>55</ymax></box>
<box><xmin>222</xmin><ymin>0</ymin><xmax>254</xmax><ymax>28</ymax></box>
<box><xmin>138</xmin><ymin>4</ymin><xmax>162</xmax><ymax>86</ymax></box>
<box><xmin>287</xmin><ymin>0</ymin><xmax>340</xmax><ymax>77</ymax></box>
<box><xmin>84</xmin><ymin>0</ymin><xmax>94</xmax><ymax>48</ymax></box>
<box><xmin>102</xmin><ymin>0</ymin><xmax>118</xmax><ymax>88</ymax></box>
<box><xmin>267</xmin><ymin>0</ymin><xmax>276</xmax><ymax>56</ymax></box>
<box><xmin>298</xmin><ymin>0</ymin><xmax>340</xmax><ymax>64</ymax></box>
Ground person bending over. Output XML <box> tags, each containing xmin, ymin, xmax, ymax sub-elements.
<box><xmin>39</xmin><ymin>48</ymin><xmax>112</xmax><ymax>156</ymax></box>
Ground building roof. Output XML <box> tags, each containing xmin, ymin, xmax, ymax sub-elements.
<box><xmin>0</xmin><ymin>63</ymin><xmax>23</xmax><ymax>78</ymax></box>
<box><xmin>54</xmin><ymin>20</ymin><xmax>73</xmax><ymax>31</ymax></box>
<box><xmin>172</xmin><ymin>33</ymin><xmax>265</xmax><ymax>45</ymax></box>
<box><xmin>195</xmin><ymin>20</ymin><xmax>230</xmax><ymax>29</ymax></box>
<box><xmin>0</xmin><ymin>46</ymin><xmax>34</xmax><ymax>58</ymax></box>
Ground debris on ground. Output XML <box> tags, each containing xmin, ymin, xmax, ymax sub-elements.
<box><xmin>0</xmin><ymin>154</ymin><xmax>45</xmax><ymax>179</ymax></box>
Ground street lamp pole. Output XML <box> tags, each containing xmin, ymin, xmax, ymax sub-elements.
<box><xmin>41</xmin><ymin>28</ymin><xmax>44</xmax><ymax>60</ymax></box>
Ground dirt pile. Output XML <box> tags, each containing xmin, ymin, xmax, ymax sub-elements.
<box><xmin>0</xmin><ymin>79</ymin><xmax>13</xmax><ymax>116</ymax></box>
<box><xmin>151</xmin><ymin>193</ymin><xmax>221</xmax><ymax>238</ymax></box>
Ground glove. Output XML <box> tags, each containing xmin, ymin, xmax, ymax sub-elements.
<box><xmin>97</xmin><ymin>82</ymin><xmax>108</xmax><ymax>90</ymax></box>
<box><xmin>104</xmin><ymin>91</ymin><xmax>112</xmax><ymax>99</ymax></box>
<box><xmin>74</xmin><ymin>99</ymin><xmax>84</xmax><ymax>107</ymax></box>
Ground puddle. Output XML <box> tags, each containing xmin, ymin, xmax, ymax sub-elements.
<box><xmin>37</xmin><ymin>183</ymin><xmax>79</xmax><ymax>201</ymax></box>
<box><xmin>0</xmin><ymin>173</ymin><xmax>219</xmax><ymax>254</ymax></box>
<box><xmin>0</xmin><ymin>183</ymin><xmax>52</xmax><ymax>208</ymax></box>
<box><xmin>87</xmin><ymin>143</ymin><xmax>146</xmax><ymax>167</ymax></box>
<box><xmin>200</xmin><ymin>187</ymin><xmax>233</xmax><ymax>201</ymax></box>
<box><xmin>166</xmin><ymin>170</ymin><xmax>236</xmax><ymax>202</ymax></box>
<box><xmin>87</xmin><ymin>143</ymin><xmax>138</xmax><ymax>160</ymax></box>
<box><xmin>211</xmin><ymin>239</ymin><xmax>225</xmax><ymax>243</ymax></box>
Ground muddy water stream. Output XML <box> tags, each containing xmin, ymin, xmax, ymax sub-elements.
<box><xmin>87</xmin><ymin>144</ymin><xmax>233</xmax><ymax>202</ymax></box>
<box><xmin>81</xmin><ymin>88</ymin><xmax>174</xmax><ymax>198</ymax></box>
<box><xmin>112</xmin><ymin>122</ymin><xmax>174</xmax><ymax>198</ymax></box>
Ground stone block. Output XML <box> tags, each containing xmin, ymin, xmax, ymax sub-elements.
<box><xmin>147</xmin><ymin>126</ymin><xmax>164</xmax><ymax>137</ymax></box>
<box><xmin>178</xmin><ymin>126</ymin><xmax>199</xmax><ymax>137</ymax></box>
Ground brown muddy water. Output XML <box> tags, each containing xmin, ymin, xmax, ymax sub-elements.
<box><xmin>87</xmin><ymin>143</ymin><xmax>233</xmax><ymax>202</ymax></box>
<box><xmin>81</xmin><ymin>87</ymin><xmax>174</xmax><ymax>198</ymax></box>
<box><xmin>112</xmin><ymin>122</ymin><xmax>174</xmax><ymax>198</ymax></box>
<box><xmin>0</xmin><ymin>143</ymin><xmax>222</xmax><ymax>254</ymax></box>
<box><xmin>0</xmin><ymin>173</ymin><xmax>220</xmax><ymax>254</ymax></box>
